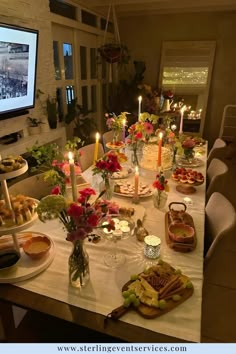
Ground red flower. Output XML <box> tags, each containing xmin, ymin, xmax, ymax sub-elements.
<box><xmin>51</xmin><ymin>186</ymin><xmax>61</xmax><ymax>195</ymax></box>
<box><xmin>87</xmin><ymin>214</ymin><xmax>99</xmax><ymax>227</ymax></box>
<box><xmin>67</xmin><ymin>203</ymin><xmax>83</xmax><ymax>218</ymax></box>
<box><xmin>135</xmin><ymin>132</ymin><xmax>143</xmax><ymax>140</ymax></box>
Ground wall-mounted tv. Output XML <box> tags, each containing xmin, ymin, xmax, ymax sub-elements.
<box><xmin>0</xmin><ymin>23</ymin><xmax>38</xmax><ymax>120</ymax></box>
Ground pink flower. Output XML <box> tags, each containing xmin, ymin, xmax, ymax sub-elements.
<box><xmin>144</xmin><ymin>122</ymin><xmax>154</xmax><ymax>135</ymax></box>
<box><xmin>51</xmin><ymin>186</ymin><xmax>61</xmax><ymax>195</ymax></box>
<box><xmin>182</xmin><ymin>138</ymin><xmax>195</xmax><ymax>149</ymax></box>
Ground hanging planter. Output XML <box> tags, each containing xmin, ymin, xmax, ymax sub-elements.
<box><xmin>98</xmin><ymin>43</ymin><xmax>130</xmax><ymax>64</ymax></box>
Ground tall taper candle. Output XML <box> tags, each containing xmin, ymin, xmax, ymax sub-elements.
<box><xmin>134</xmin><ymin>166</ymin><xmax>139</xmax><ymax>199</ymax></box>
<box><xmin>68</xmin><ymin>152</ymin><xmax>77</xmax><ymax>202</ymax></box>
<box><xmin>93</xmin><ymin>132</ymin><xmax>100</xmax><ymax>164</ymax></box>
<box><xmin>122</xmin><ymin>118</ymin><xmax>126</xmax><ymax>142</ymax></box>
<box><xmin>179</xmin><ymin>105</ymin><xmax>186</xmax><ymax>134</ymax></box>
<box><xmin>158</xmin><ymin>132</ymin><xmax>163</xmax><ymax>167</ymax></box>
<box><xmin>138</xmin><ymin>96</ymin><xmax>142</xmax><ymax>121</ymax></box>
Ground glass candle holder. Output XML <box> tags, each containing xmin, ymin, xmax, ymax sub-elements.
<box><xmin>144</xmin><ymin>235</ymin><xmax>161</xmax><ymax>259</ymax></box>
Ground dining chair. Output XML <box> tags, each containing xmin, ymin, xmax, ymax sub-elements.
<box><xmin>207</xmin><ymin>138</ymin><xmax>226</xmax><ymax>167</ymax></box>
<box><xmin>204</xmin><ymin>192</ymin><xmax>236</xmax><ymax>288</ymax></box>
<box><xmin>102</xmin><ymin>131</ymin><xmax>122</xmax><ymax>152</ymax></box>
<box><xmin>206</xmin><ymin>158</ymin><xmax>229</xmax><ymax>202</ymax></box>
<box><xmin>78</xmin><ymin>143</ymin><xmax>104</xmax><ymax>171</ymax></box>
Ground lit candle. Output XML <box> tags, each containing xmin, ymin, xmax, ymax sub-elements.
<box><xmin>158</xmin><ymin>132</ymin><xmax>163</xmax><ymax>167</ymax></box>
<box><xmin>93</xmin><ymin>132</ymin><xmax>100</xmax><ymax>164</ymax></box>
<box><xmin>144</xmin><ymin>235</ymin><xmax>161</xmax><ymax>259</ymax></box>
<box><xmin>138</xmin><ymin>96</ymin><xmax>142</xmax><ymax>121</ymax></box>
<box><xmin>179</xmin><ymin>105</ymin><xmax>186</xmax><ymax>134</ymax></box>
<box><xmin>122</xmin><ymin>118</ymin><xmax>126</xmax><ymax>143</ymax></box>
<box><xmin>68</xmin><ymin>151</ymin><xmax>77</xmax><ymax>202</ymax></box>
<box><xmin>134</xmin><ymin>166</ymin><xmax>139</xmax><ymax>199</ymax></box>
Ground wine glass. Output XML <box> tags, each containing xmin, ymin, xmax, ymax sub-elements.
<box><xmin>98</xmin><ymin>214</ymin><xmax>135</xmax><ymax>268</ymax></box>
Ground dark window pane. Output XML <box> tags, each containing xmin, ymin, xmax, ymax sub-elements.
<box><xmin>102</xmin><ymin>59</ymin><xmax>106</xmax><ymax>79</ymax></box>
<box><xmin>66</xmin><ymin>85</ymin><xmax>75</xmax><ymax>105</ymax></box>
<box><xmin>81</xmin><ymin>10</ymin><xmax>97</xmax><ymax>27</ymax></box>
<box><xmin>49</xmin><ymin>0</ymin><xmax>76</xmax><ymax>20</ymax></box>
<box><xmin>100</xmin><ymin>18</ymin><xmax>114</xmax><ymax>33</ymax></box>
<box><xmin>91</xmin><ymin>85</ymin><xmax>97</xmax><ymax>112</ymax></box>
<box><xmin>90</xmin><ymin>48</ymin><xmax>97</xmax><ymax>79</ymax></box>
<box><xmin>102</xmin><ymin>83</ymin><xmax>107</xmax><ymax>110</ymax></box>
<box><xmin>80</xmin><ymin>46</ymin><xmax>87</xmax><ymax>80</ymax></box>
<box><xmin>56</xmin><ymin>87</ymin><xmax>64</xmax><ymax>122</ymax></box>
<box><xmin>63</xmin><ymin>43</ymin><xmax>73</xmax><ymax>80</ymax></box>
<box><xmin>82</xmin><ymin>86</ymin><xmax>88</xmax><ymax>111</ymax></box>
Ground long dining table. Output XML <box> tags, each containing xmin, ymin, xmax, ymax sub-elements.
<box><xmin>0</xmin><ymin>147</ymin><xmax>207</xmax><ymax>343</ymax></box>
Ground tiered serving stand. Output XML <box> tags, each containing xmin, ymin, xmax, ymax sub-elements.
<box><xmin>0</xmin><ymin>160</ymin><xmax>55</xmax><ymax>283</ymax></box>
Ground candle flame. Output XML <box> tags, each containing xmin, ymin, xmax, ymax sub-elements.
<box><xmin>138</xmin><ymin>96</ymin><xmax>142</xmax><ymax>102</ymax></box>
<box><xmin>95</xmin><ymin>132</ymin><xmax>100</xmax><ymax>141</ymax></box>
<box><xmin>159</xmin><ymin>132</ymin><xmax>163</xmax><ymax>139</ymax></box>
<box><xmin>135</xmin><ymin>166</ymin><xmax>139</xmax><ymax>174</ymax></box>
<box><xmin>68</xmin><ymin>151</ymin><xmax>73</xmax><ymax>160</ymax></box>
<box><xmin>122</xmin><ymin>118</ymin><xmax>126</xmax><ymax>126</ymax></box>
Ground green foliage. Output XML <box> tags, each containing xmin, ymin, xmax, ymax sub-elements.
<box><xmin>65</xmin><ymin>98</ymin><xmax>97</xmax><ymax>144</ymax></box>
<box><xmin>27</xmin><ymin>117</ymin><xmax>44</xmax><ymax>127</ymax></box>
<box><xmin>26</xmin><ymin>141</ymin><xmax>62</xmax><ymax>172</ymax></box>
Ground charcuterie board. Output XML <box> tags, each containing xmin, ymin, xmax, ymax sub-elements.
<box><xmin>165</xmin><ymin>202</ymin><xmax>197</xmax><ymax>252</ymax></box>
<box><xmin>108</xmin><ymin>261</ymin><xmax>194</xmax><ymax>320</ymax></box>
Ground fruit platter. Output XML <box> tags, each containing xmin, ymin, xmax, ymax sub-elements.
<box><xmin>113</xmin><ymin>181</ymin><xmax>152</xmax><ymax>198</ymax></box>
<box><xmin>172</xmin><ymin>167</ymin><xmax>204</xmax><ymax>194</ymax></box>
<box><xmin>106</xmin><ymin>141</ymin><xmax>125</xmax><ymax>150</ymax></box>
<box><xmin>165</xmin><ymin>202</ymin><xmax>197</xmax><ymax>252</ymax></box>
<box><xmin>108</xmin><ymin>260</ymin><xmax>194</xmax><ymax>320</ymax></box>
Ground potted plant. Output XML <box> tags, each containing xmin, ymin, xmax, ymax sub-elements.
<box><xmin>65</xmin><ymin>98</ymin><xmax>97</xmax><ymax>144</ymax></box>
<box><xmin>27</xmin><ymin>117</ymin><xmax>44</xmax><ymax>135</ymax></box>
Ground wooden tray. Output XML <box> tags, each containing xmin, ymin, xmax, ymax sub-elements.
<box><xmin>107</xmin><ymin>262</ymin><xmax>194</xmax><ymax>320</ymax></box>
<box><xmin>165</xmin><ymin>211</ymin><xmax>197</xmax><ymax>252</ymax></box>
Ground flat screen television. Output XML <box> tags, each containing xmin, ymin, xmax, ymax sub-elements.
<box><xmin>0</xmin><ymin>23</ymin><xmax>38</xmax><ymax>120</ymax></box>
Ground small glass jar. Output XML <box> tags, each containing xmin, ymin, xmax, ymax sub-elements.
<box><xmin>144</xmin><ymin>235</ymin><xmax>161</xmax><ymax>259</ymax></box>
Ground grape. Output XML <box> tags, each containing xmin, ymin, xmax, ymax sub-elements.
<box><xmin>186</xmin><ymin>281</ymin><xmax>193</xmax><ymax>289</ymax></box>
<box><xmin>122</xmin><ymin>290</ymin><xmax>130</xmax><ymax>298</ymax></box>
<box><xmin>172</xmin><ymin>294</ymin><xmax>182</xmax><ymax>302</ymax></box>
<box><xmin>133</xmin><ymin>298</ymin><xmax>140</xmax><ymax>307</ymax></box>
<box><xmin>128</xmin><ymin>289</ymin><xmax>136</xmax><ymax>295</ymax></box>
<box><xmin>158</xmin><ymin>259</ymin><xmax>163</xmax><ymax>265</ymax></box>
<box><xmin>129</xmin><ymin>293</ymin><xmax>137</xmax><ymax>303</ymax></box>
<box><xmin>123</xmin><ymin>298</ymin><xmax>131</xmax><ymax>308</ymax></box>
<box><xmin>159</xmin><ymin>299</ymin><xmax>167</xmax><ymax>310</ymax></box>
<box><xmin>130</xmin><ymin>274</ymin><xmax>138</xmax><ymax>281</ymax></box>
<box><xmin>143</xmin><ymin>268</ymin><xmax>149</xmax><ymax>274</ymax></box>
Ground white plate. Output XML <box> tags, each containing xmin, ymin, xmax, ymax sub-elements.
<box><xmin>0</xmin><ymin>198</ymin><xmax>39</xmax><ymax>236</ymax></box>
<box><xmin>0</xmin><ymin>232</ymin><xmax>55</xmax><ymax>283</ymax></box>
<box><xmin>0</xmin><ymin>159</ymin><xmax>28</xmax><ymax>181</ymax></box>
<box><xmin>176</xmin><ymin>157</ymin><xmax>204</xmax><ymax>168</ymax></box>
<box><xmin>113</xmin><ymin>190</ymin><xmax>153</xmax><ymax>198</ymax></box>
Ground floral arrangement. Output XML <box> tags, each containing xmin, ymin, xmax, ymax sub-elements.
<box><xmin>92</xmin><ymin>151</ymin><xmax>122</xmax><ymax>181</ymax></box>
<box><xmin>163</xmin><ymin>90</ymin><xmax>174</xmax><ymax>99</ymax></box>
<box><xmin>139</xmin><ymin>112</ymin><xmax>159</xmax><ymax>124</ymax></box>
<box><xmin>37</xmin><ymin>187</ymin><xmax>115</xmax><ymax>242</ymax></box>
<box><xmin>182</xmin><ymin>137</ymin><xmax>196</xmax><ymax>150</ymax></box>
<box><xmin>138</xmin><ymin>84</ymin><xmax>161</xmax><ymax>114</ymax></box>
<box><xmin>153</xmin><ymin>171</ymin><xmax>169</xmax><ymax>192</ymax></box>
<box><xmin>105</xmin><ymin>112</ymin><xmax>128</xmax><ymax>134</ymax></box>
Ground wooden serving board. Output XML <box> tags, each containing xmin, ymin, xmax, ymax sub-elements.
<box><xmin>165</xmin><ymin>212</ymin><xmax>197</xmax><ymax>252</ymax></box>
<box><xmin>108</xmin><ymin>268</ymin><xmax>194</xmax><ymax>321</ymax></box>
<box><xmin>122</xmin><ymin>275</ymin><xmax>193</xmax><ymax>319</ymax></box>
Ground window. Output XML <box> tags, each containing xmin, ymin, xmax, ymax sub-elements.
<box><xmin>49</xmin><ymin>0</ymin><xmax>76</xmax><ymax>20</ymax></box>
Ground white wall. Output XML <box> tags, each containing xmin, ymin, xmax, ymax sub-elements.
<box><xmin>119</xmin><ymin>11</ymin><xmax>236</xmax><ymax>146</ymax></box>
<box><xmin>0</xmin><ymin>0</ymin><xmax>55</xmax><ymax>138</ymax></box>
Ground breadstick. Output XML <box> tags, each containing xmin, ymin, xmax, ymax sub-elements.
<box><xmin>159</xmin><ymin>275</ymin><xmax>180</xmax><ymax>298</ymax></box>
<box><xmin>161</xmin><ymin>285</ymin><xmax>186</xmax><ymax>300</ymax></box>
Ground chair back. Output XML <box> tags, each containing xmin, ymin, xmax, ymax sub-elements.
<box><xmin>78</xmin><ymin>143</ymin><xmax>104</xmax><ymax>171</ymax></box>
<box><xmin>206</xmin><ymin>158</ymin><xmax>229</xmax><ymax>202</ymax></box>
<box><xmin>207</xmin><ymin>138</ymin><xmax>227</xmax><ymax>167</ymax></box>
<box><xmin>204</xmin><ymin>192</ymin><xmax>236</xmax><ymax>286</ymax></box>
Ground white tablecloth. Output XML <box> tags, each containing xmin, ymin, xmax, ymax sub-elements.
<box><xmin>12</xmin><ymin>150</ymin><xmax>207</xmax><ymax>343</ymax></box>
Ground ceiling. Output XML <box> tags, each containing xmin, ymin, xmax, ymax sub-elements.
<box><xmin>76</xmin><ymin>0</ymin><xmax>236</xmax><ymax>17</ymax></box>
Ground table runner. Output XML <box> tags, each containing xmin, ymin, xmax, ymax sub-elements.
<box><xmin>12</xmin><ymin>151</ymin><xmax>207</xmax><ymax>343</ymax></box>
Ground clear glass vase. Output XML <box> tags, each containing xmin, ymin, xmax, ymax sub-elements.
<box><xmin>99</xmin><ymin>177</ymin><xmax>113</xmax><ymax>200</ymax></box>
<box><xmin>183</xmin><ymin>148</ymin><xmax>195</xmax><ymax>163</ymax></box>
<box><xmin>153</xmin><ymin>190</ymin><xmax>168</xmax><ymax>210</ymax></box>
<box><xmin>130</xmin><ymin>143</ymin><xmax>143</xmax><ymax>167</ymax></box>
<box><xmin>68</xmin><ymin>239</ymin><xmax>90</xmax><ymax>288</ymax></box>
